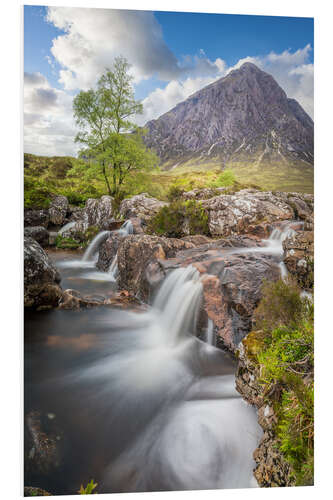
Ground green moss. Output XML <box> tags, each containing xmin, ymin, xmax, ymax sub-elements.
<box><xmin>251</xmin><ymin>279</ymin><xmax>314</xmax><ymax>486</ymax></box>
<box><xmin>55</xmin><ymin>235</ymin><xmax>81</xmax><ymax>249</ymax></box>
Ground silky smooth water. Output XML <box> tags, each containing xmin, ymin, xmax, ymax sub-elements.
<box><xmin>25</xmin><ymin>265</ymin><xmax>262</xmax><ymax>494</ymax></box>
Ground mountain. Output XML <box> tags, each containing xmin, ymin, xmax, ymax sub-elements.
<box><xmin>144</xmin><ymin>63</ymin><xmax>314</xmax><ymax>179</ymax></box>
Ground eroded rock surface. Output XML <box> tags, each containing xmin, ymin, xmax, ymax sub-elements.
<box><xmin>119</xmin><ymin>194</ymin><xmax>168</xmax><ymax>223</ymax></box>
<box><xmin>283</xmin><ymin>230</ymin><xmax>314</xmax><ymax>289</ymax></box>
<box><xmin>24</xmin><ymin>226</ymin><xmax>49</xmax><ymax>248</ymax></box>
<box><xmin>201</xmin><ymin>190</ymin><xmax>312</xmax><ymax>237</ymax></box>
<box><xmin>24</xmin><ymin>209</ymin><xmax>49</xmax><ymax>228</ymax></box>
<box><xmin>48</xmin><ymin>195</ymin><xmax>69</xmax><ymax>226</ymax></box>
<box><xmin>84</xmin><ymin>195</ymin><xmax>114</xmax><ymax>227</ymax></box>
<box><xmin>24</xmin><ymin>236</ymin><xmax>62</xmax><ymax>309</ymax></box>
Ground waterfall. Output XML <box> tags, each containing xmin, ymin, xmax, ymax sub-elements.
<box><xmin>205</xmin><ymin>319</ymin><xmax>215</xmax><ymax>346</ymax></box>
<box><xmin>108</xmin><ymin>220</ymin><xmax>134</xmax><ymax>277</ymax></box>
<box><xmin>58</xmin><ymin>221</ymin><xmax>76</xmax><ymax>235</ymax></box>
<box><xmin>152</xmin><ymin>266</ymin><xmax>203</xmax><ymax>346</ymax></box>
<box><xmin>82</xmin><ymin>220</ymin><xmax>134</xmax><ymax>265</ymax></box>
<box><xmin>82</xmin><ymin>230</ymin><xmax>110</xmax><ymax>262</ymax></box>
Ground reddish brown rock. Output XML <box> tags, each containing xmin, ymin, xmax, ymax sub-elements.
<box><xmin>283</xmin><ymin>230</ymin><xmax>314</xmax><ymax>289</ymax></box>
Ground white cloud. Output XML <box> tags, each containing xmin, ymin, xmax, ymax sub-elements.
<box><xmin>140</xmin><ymin>45</ymin><xmax>314</xmax><ymax>124</ymax></box>
<box><xmin>24</xmin><ymin>7</ymin><xmax>313</xmax><ymax>156</ymax></box>
<box><xmin>24</xmin><ymin>72</ymin><xmax>78</xmax><ymax>156</ymax></box>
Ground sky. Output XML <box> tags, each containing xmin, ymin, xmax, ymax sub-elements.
<box><xmin>24</xmin><ymin>5</ymin><xmax>314</xmax><ymax>156</ymax></box>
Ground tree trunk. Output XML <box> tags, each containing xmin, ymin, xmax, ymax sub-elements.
<box><xmin>102</xmin><ymin>162</ymin><xmax>112</xmax><ymax>197</ymax></box>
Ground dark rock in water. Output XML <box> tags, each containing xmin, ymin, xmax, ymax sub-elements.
<box><xmin>283</xmin><ymin>230</ymin><xmax>314</xmax><ymax>289</ymax></box>
<box><xmin>119</xmin><ymin>194</ymin><xmax>168</xmax><ymax>223</ymax></box>
<box><xmin>84</xmin><ymin>195</ymin><xmax>114</xmax><ymax>227</ymax></box>
<box><xmin>24</xmin><ymin>209</ymin><xmax>49</xmax><ymax>228</ymax></box>
<box><xmin>25</xmin><ymin>410</ymin><xmax>62</xmax><ymax>476</ymax></box>
<box><xmin>48</xmin><ymin>195</ymin><xmax>69</xmax><ymax>226</ymax></box>
<box><xmin>235</xmin><ymin>332</ymin><xmax>295</xmax><ymax>487</ymax></box>
<box><xmin>24</xmin><ymin>236</ymin><xmax>62</xmax><ymax>309</ymax></box>
<box><xmin>58</xmin><ymin>288</ymin><xmax>143</xmax><ymax>311</ymax></box>
<box><xmin>100</xmin><ymin>218</ymin><xmax>124</xmax><ymax>231</ymax></box>
<box><xmin>24</xmin><ymin>226</ymin><xmax>49</xmax><ymax>248</ymax></box>
<box><xmin>24</xmin><ymin>486</ymin><xmax>51</xmax><ymax>496</ymax></box>
<box><xmin>96</xmin><ymin>231</ymin><xmax>126</xmax><ymax>272</ymax></box>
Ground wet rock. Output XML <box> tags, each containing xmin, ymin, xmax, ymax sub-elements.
<box><xmin>283</xmin><ymin>230</ymin><xmax>314</xmax><ymax>289</ymax></box>
<box><xmin>96</xmin><ymin>231</ymin><xmax>126</xmax><ymax>272</ymax></box>
<box><xmin>24</xmin><ymin>236</ymin><xmax>62</xmax><ymax>309</ymax></box>
<box><xmin>100</xmin><ymin>218</ymin><xmax>124</xmax><ymax>231</ymax></box>
<box><xmin>119</xmin><ymin>194</ymin><xmax>168</xmax><ymax>223</ymax></box>
<box><xmin>25</xmin><ymin>410</ymin><xmax>62</xmax><ymax>476</ymax></box>
<box><xmin>24</xmin><ymin>209</ymin><xmax>49</xmax><ymax>228</ymax></box>
<box><xmin>24</xmin><ymin>486</ymin><xmax>52</xmax><ymax>496</ymax></box>
<box><xmin>181</xmin><ymin>235</ymin><xmax>212</xmax><ymax>246</ymax></box>
<box><xmin>58</xmin><ymin>288</ymin><xmax>143</xmax><ymax>311</ymax></box>
<box><xmin>201</xmin><ymin>190</ymin><xmax>312</xmax><ymax>237</ymax></box>
<box><xmin>84</xmin><ymin>195</ymin><xmax>114</xmax><ymax>227</ymax></box>
<box><xmin>24</xmin><ymin>226</ymin><xmax>49</xmax><ymax>247</ymax></box>
<box><xmin>117</xmin><ymin>235</ymin><xmax>195</xmax><ymax>301</ymax></box>
<box><xmin>48</xmin><ymin>195</ymin><xmax>69</xmax><ymax>226</ymax></box>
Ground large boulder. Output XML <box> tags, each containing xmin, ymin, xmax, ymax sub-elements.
<box><xmin>48</xmin><ymin>195</ymin><xmax>69</xmax><ymax>226</ymax></box>
<box><xmin>24</xmin><ymin>226</ymin><xmax>49</xmax><ymax>248</ymax></box>
<box><xmin>24</xmin><ymin>209</ymin><xmax>49</xmax><ymax>228</ymax></box>
<box><xmin>24</xmin><ymin>236</ymin><xmax>62</xmax><ymax>309</ymax></box>
<box><xmin>283</xmin><ymin>230</ymin><xmax>314</xmax><ymax>289</ymax></box>
<box><xmin>96</xmin><ymin>231</ymin><xmax>126</xmax><ymax>272</ymax></box>
<box><xmin>117</xmin><ymin>235</ymin><xmax>195</xmax><ymax>301</ymax></box>
<box><xmin>84</xmin><ymin>195</ymin><xmax>114</xmax><ymax>227</ymax></box>
<box><xmin>119</xmin><ymin>194</ymin><xmax>168</xmax><ymax>223</ymax></box>
<box><xmin>201</xmin><ymin>190</ymin><xmax>312</xmax><ymax>237</ymax></box>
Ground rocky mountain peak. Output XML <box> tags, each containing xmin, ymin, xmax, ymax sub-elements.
<box><xmin>144</xmin><ymin>63</ymin><xmax>314</xmax><ymax>170</ymax></box>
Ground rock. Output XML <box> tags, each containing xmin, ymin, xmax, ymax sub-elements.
<box><xmin>283</xmin><ymin>230</ymin><xmax>314</xmax><ymax>289</ymax></box>
<box><xmin>68</xmin><ymin>205</ymin><xmax>84</xmax><ymax>222</ymax></box>
<box><xmin>84</xmin><ymin>195</ymin><xmax>114</xmax><ymax>227</ymax></box>
<box><xmin>48</xmin><ymin>231</ymin><xmax>58</xmax><ymax>246</ymax></box>
<box><xmin>100</xmin><ymin>218</ymin><xmax>124</xmax><ymax>231</ymax></box>
<box><xmin>58</xmin><ymin>288</ymin><xmax>143</xmax><ymax>311</ymax></box>
<box><xmin>48</xmin><ymin>195</ymin><xmax>69</xmax><ymax>226</ymax></box>
<box><xmin>24</xmin><ymin>236</ymin><xmax>62</xmax><ymax>309</ymax></box>
<box><xmin>117</xmin><ymin>235</ymin><xmax>195</xmax><ymax>301</ymax></box>
<box><xmin>183</xmin><ymin>187</ymin><xmax>227</xmax><ymax>200</ymax></box>
<box><xmin>119</xmin><ymin>194</ymin><xmax>168</xmax><ymax>223</ymax></box>
<box><xmin>24</xmin><ymin>487</ymin><xmax>52</xmax><ymax>496</ymax></box>
<box><xmin>24</xmin><ymin>226</ymin><xmax>49</xmax><ymax>247</ymax></box>
<box><xmin>25</xmin><ymin>410</ymin><xmax>62</xmax><ymax>476</ymax></box>
<box><xmin>24</xmin><ymin>209</ymin><xmax>49</xmax><ymax>228</ymax></box>
<box><xmin>96</xmin><ymin>231</ymin><xmax>126</xmax><ymax>272</ymax></box>
<box><xmin>202</xmin><ymin>190</ymin><xmax>298</xmax><ymax>237</ymax></box>
<box><xmin>181</xmin><ymin>235</ymin><xmax>212</xmax><ymax>246</ymax></box>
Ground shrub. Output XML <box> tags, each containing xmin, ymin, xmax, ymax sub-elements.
<box><xmin>148</xmin><ymin>200</ymin><xmax>210</xmax><ymax>237</ymax></box>
<box><xmin>78</xmin><ymin>479</ymin><xmax>98</xmax><ymax>495</ymax></box>
<box><xmin>209</xmin><ymin>169</ymin><xmax>236</xmax><ymax>188</ymax></box>
<box><xmin>253</xmin><ymin>278</ymin><xmax>314</xmax><ymax>486</ymax></box>
<box><xmin>253</xmin><ymin>278</ymin><xmax>311</xmax><ymax>332</ymax></box>
<box><xmin>166</xmin><ymin>184</ymin><xmax>185</xmax><ymax>201</ymax></box>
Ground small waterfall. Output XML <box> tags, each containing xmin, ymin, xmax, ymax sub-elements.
<box><xmin>153</xmin><ymin>266</ymin><xmax>203</xmax><ymax>346</ymax></box>
<box><xmin>82</xmin><ymin>230</ymin><xmax>110</xmax><ymax>262</ymax></box>
<box><xmin>108</xmin><ymin>220</ymin><xmax>134</xmax><ymax>278</ymax></box>
<box><xmin>205</xmin><ymin>319</ymin><xmax>215</xmax><ymax>346</ymax></box>
<box><xmin>58</xmin><ymin>221</ymin><xmax>76</xmax><ymax>235</ymax></box>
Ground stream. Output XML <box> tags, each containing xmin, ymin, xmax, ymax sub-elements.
<box><xmin>25</xmin><ymin>222</ymin><xmax>299</xmax><ymax>494</ymax></box>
